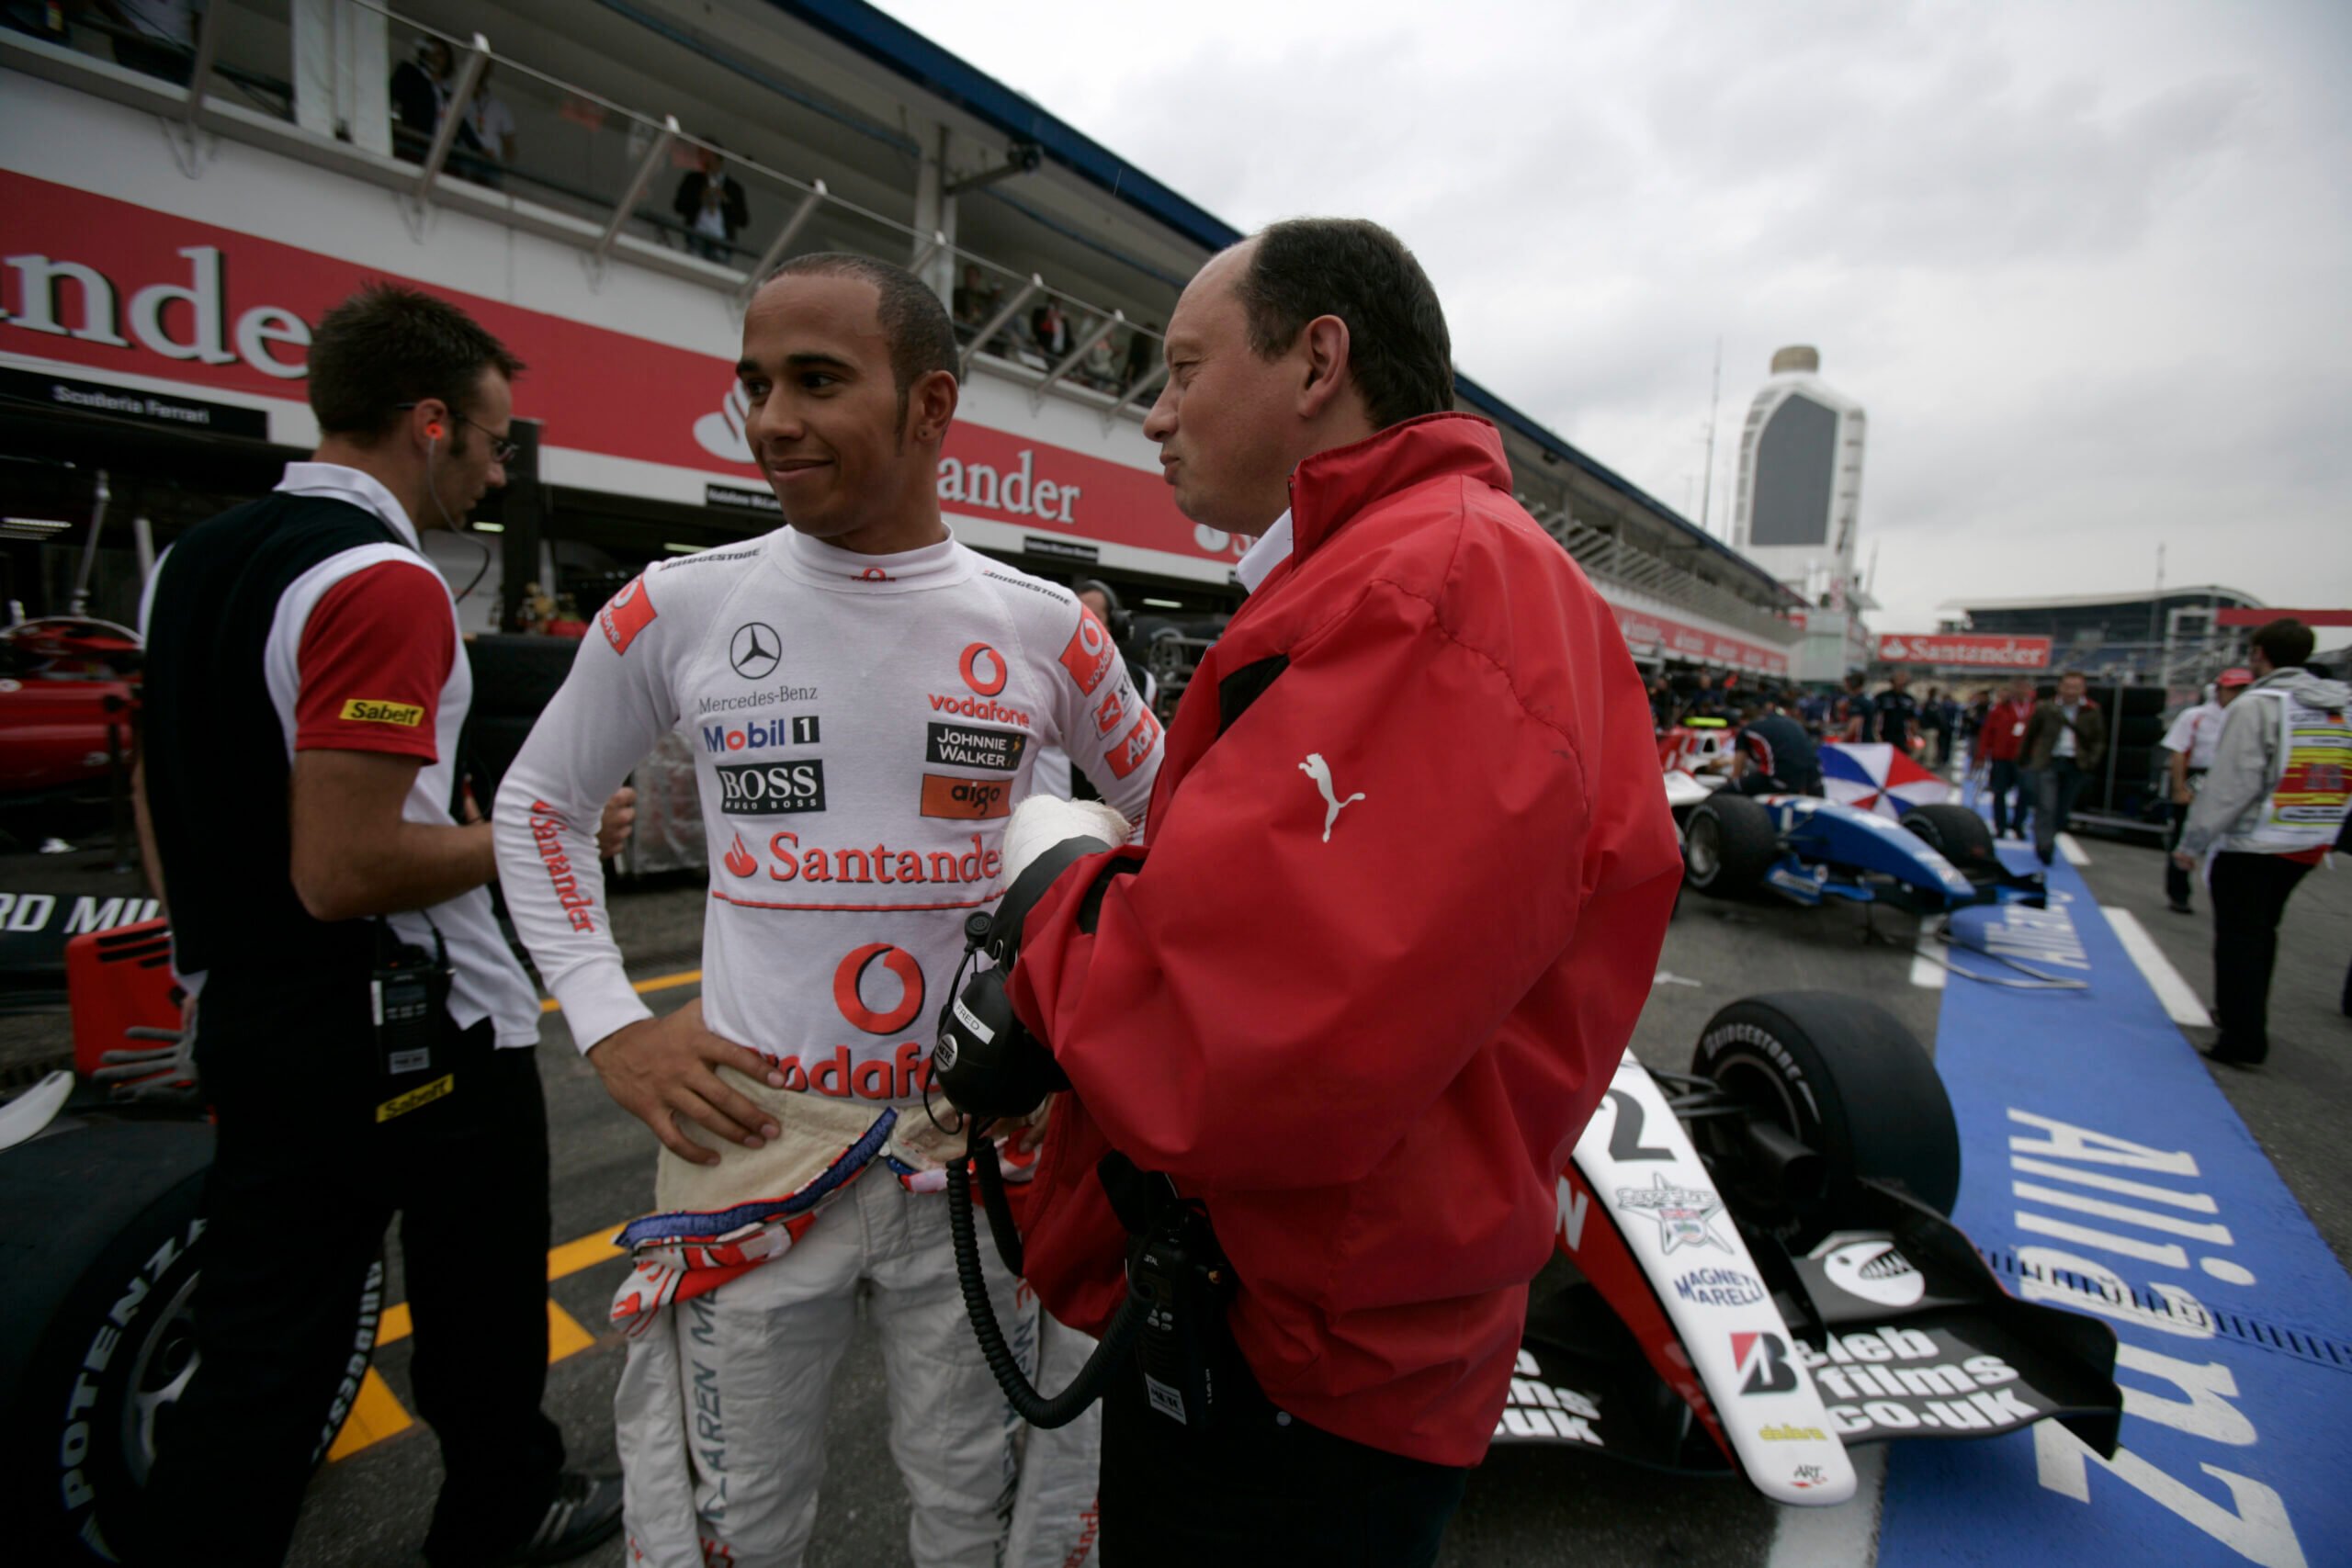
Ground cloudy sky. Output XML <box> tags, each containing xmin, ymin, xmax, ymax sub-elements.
<box><xmin>876</xmin><ymin>0</ymin><xmax>2350</xmax><ymax>635</ymax></box>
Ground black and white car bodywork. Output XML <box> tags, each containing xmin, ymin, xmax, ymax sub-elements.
<box><xmin>1494</xmin><ymin>993</ymin><xmax>2122</xmax><ymax>1502</ymax></box>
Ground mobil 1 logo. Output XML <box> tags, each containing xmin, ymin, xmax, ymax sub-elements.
<box><xmin>925</xmin><ymin>721</ymin><xmax>1028</xmax><ymax>773</ymax></box>
<box><xmin>714</xmin><ymin>759</ymin><xmax>828</xmax><ymax>815</ymax></box>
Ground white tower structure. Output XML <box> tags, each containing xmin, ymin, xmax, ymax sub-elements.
<box><xmin>1731</xmin><ymin>347</ymin><xmax>1871</xmax><ymax>678</ymax></box>
<box><xmin>1732</xmin><ymin>346</ymin><xmax>1867</xmax><ymax>606</ymax></box>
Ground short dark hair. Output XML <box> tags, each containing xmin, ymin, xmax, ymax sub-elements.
<box><xmin>1843</xmin><ymin>671</ymin><xmax>1864</xmax><ymax>689</ymax></box>
<box><xmin>308</xmin><ymin>282</ymin><xmax>522</xmax><ymax>442</ymax></box>
<box><xmin>2251</xmin><ymin>617</ymin><xmax>2315</xmax><ymax>670</ymax></box>
<box><xmin>1232</xmin><ymin>218</ymin><xmax>1453</xmax><ymax>430</ymax></box>
<box><xmin>763</xmin><ymin>253</ymin><xmax>956</xmax><ymax>430</ymax></box>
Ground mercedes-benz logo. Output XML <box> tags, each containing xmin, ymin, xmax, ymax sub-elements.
<box><xmin>730</xmin><ymin>622</ymin><xmax>781</xmax><ymax>680</ymax></box>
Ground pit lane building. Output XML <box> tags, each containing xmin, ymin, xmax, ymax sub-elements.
<box><xmin>0</xmin><ymin>0</ymin><xmax>1799</xmax><ymax>693</ymax></box>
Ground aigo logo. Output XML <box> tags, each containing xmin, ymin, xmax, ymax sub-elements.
<box><xmin>960</xmin><ymin>642</ymin><xmax>1008</xmax><ymax>697</ymax></box>
<box><xmin>833</xmin><ymin>942</ymin><xmax>924</xmax><ymax>1035</ymax></box>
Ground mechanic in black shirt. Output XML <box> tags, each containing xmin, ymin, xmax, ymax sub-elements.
<box><xmin>1731</xmin><ymin>699</ymin><xmax>1823</xmax><ymax>796</ymax></box>
<box><xmin>1837</xmin><ymin>670</ymin><xmax>1873</xmax><ymax>741</ymax></box>
<box><xmin>1873</xmin><ymin>667</ymin><xmax>1923</xmax><ymax>752</ymax></box>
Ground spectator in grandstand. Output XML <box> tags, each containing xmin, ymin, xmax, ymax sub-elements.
<box><xmin>2177</xmin><ymin>619</ymin><xmax>2352</xmax><ymax>1066</ymax></box>
<box><xmin>390</xmin><ymin>34</ymin><xmax>456</xmax><ymax>163</ymax></box>
<box><xmin>1980</xmin><ymin>676</ymin><xmax>2035</xmax><ymax>839</ymax></box>
<box><xmin>952</xmin><ymin>262</ymin><xmax>1000</xmax><ymax>339</ymax></box>
<box><xmin>94</xmin><ymin>0</ymin><xmax>198</xmax><ymax>86</ymax></box>
<box><xmin>989</xmin><ymin>215</ymin><xmax>1678</xmax><ymax>1562</ymax></box>
<box><xmin>1125</xmin><ymin>322</ymin><xmax>1159</xmax><ymax>388</ymax></box>
<box><xmin>673</xmin><ymin>140</ymin><xmax>749</xmax><ymax>263</ymax></box>
<box><xmin>2022</xmin><ymin>670</ymin><xmax>2107</xmax><ymax>866</ymax></box>
<box><xmin>1031</xmin><ymin>299</ymin><xmax>1072</xmax><ymax>358</ymax></box>
<box><xmin>1731</xmin><ymin>697</ymin><xmax>1821</xmax><ymax>796</ymax></box>
<box><xmin>1837</xmin><ymin>669</ymin><xmax>1873</xmax><ymax>740</ymax></box>
<box><xmin>135</xmin><ymin>283</ymin><xmax>626</xmax><ymax>1566</ymax></box>
<box><xmin>2159</xmin><ymin>668</ymin><xmax>2251</xmax><ymax>913</ymax></box>
<box><xmin>1080</xmin><ymin>331</ymin><xmax>1119</xmax><ymax>391</ymax></box>
<box><xmin>458</xmin><ymin>62</ymin><xmax>517</xmax><ymax>186</ymax></box>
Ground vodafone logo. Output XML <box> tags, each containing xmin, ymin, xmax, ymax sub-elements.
<box><xmin>833</xmin><ymin>943</ymin><xmax>925</xmax><ymax>1035</ymax></box>
<box><xmin>959</xmin><ymin>642</ymin><xmax>1008</xmax><ymax>697</ymax></box>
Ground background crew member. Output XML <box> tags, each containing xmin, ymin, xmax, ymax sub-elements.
<box><xmin>983</xmin><ymin>219</ymin><xmax>1681</xmax><ymax>1562</ymax></box>
<box><xmin>2022</xmin><ymin>670</ymin><xmax>2106</xmax><ymax>866</ymax></box>
<box><xmin>2177</xmin><ymin>620</ymin><xmax>2352</xmax><ymax>1066</ymax></box>
<box><xmin>136</xmin><ymin>285</ymin><xmax>625</xmax><ymax>1567</ymax></box>
<box><xmin>1837</xmin><ymin>669</ymin><xmax>1873</xmax><ymax>741</ymax></box>
<box><xmin>2160</xmin><ymin>668</ymin><xmax>2250</xmax><ymax>913</ymax></box>
<box><xmin>494</xmin><ymin>254</ymin><xmax>1156</xmax><ymax>1567</ymax></box>
<box><xmin>1731</xmin><ymin>697</ymin><xmax>1822</xmax><ymax>796</ymax></box>
<box><xmin>1873</xmin><ymin>666</ymin><xmax>1922</xmax><ymax>753</ymax></box>
<box><xmin>1979</xmin><ymin>676</ymin><xmax>2035</xmax><ymax>839</ymax></box>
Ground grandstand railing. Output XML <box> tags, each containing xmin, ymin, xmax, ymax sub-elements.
<box><xmin>11</xmin><ymin>3</ymin><xmax>1800</xmax><ymax>641</ymax></box>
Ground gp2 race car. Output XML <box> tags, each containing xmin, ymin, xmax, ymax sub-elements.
<box><xmin>1679</xmin><ymin>792</ymin><xmax>2048</xmax><ymax>915</ymax></box>
<box><xmin>1498</xmin><ymin>992</ymin><xmax>2122</xmax><ymax>1499</ymax></box>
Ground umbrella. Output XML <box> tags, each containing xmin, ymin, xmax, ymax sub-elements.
<box><xmin>1819</xmin><ymin>742</ymin><xmax>1949</xmax><ymax>819</ymax></box>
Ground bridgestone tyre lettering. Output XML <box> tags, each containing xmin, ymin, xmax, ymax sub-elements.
<box><xmin>0</xmin><ymin>1119</ymin><xmax>378</xmax><ymax>1562</ymax></box>
<box><xmin>1682</xmin><ymin>794</ymin><xmax>1777</xmax><ymax>897</ymax></box>
<box><xmin>1690</xmin><ymin>993</ymin><xmax>1962</xmax><ymax>1244</ymax></box>
<box><xmin>1899</xmin><ymin>803</ymin><xmax>1997</xmax><ymax>877</ymax></box>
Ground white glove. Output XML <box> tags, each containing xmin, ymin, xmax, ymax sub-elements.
<box><xmin>1001</xmin><ymin>796</ymin><xmax>1130</xmax><ymax>888</ymax></box>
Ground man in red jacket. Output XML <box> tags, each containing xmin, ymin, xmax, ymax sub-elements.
<box><xmin>1980</xmin><ymin>675</ymin><xmax>2035</xmax><ymax>839</ymax></box>
<box><xmin>963</xmin><ymin>220</ymin><xmax>1679</xmax><ymax>1563</ymax></box>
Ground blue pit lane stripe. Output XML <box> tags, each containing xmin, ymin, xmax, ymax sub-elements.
<box><xmin>1877</xmin><ymin>844</ymin><xmax>2352</xmax><ymax>1567</ymax></box>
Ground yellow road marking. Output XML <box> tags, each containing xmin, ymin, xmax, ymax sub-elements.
<box><xmin>541</xmin><ymin>967</ymin><xmax>702</xmax><ymax>1013</ymax></box>
<box><xmin>331</xmin><ymin>1221</ymin><xmax>632</xmax><ymax>1462</ymax></box>
<box><xmin>324</xmin><ymin>1368</ymin><xmax>414</xmax><ymax>1461</ymax></box>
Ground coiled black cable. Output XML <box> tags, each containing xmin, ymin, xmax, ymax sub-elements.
<box><xmin>946</xmin><ymin>1121</ymin><xmax>1148</xmax><ymax>1428</ymax></box>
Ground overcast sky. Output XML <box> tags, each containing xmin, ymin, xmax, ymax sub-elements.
<box><xmin>876</xmin><ymin>0</ymin><xmax>2351</xmax><ymax>635</ymax></box>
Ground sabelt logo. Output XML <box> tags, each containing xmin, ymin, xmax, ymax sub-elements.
<box><xmin>1057</xmin><ymin>607</ymin><xmax>1116</xmax><ymax>695</ymax></box>
<box><xmin>920</xmin><ymin>773</ymin><xmax>1012</xmax><ymax>820</ymax></box>
<box><xmin>833</xmin><ymin>942</ymin><xmax>924</xmax><ymax>1035</ymax></box>
<box><xmin>600</xmin><ymin>576</ymin><xmax>657</xmax><ymax>655</ymax></box>
<box><xmin>960</xmin><ymin>642</ymin><xmax>1008</xmax><ymax>697</ymax></box>
<box><xmin>338</xmin><ymin>698</ymin><xmax>424</xmax><ymax>727</ymax></box>
<box><xmin>713</xmin><ymin>760</ymin><xmax>827</xmax><ymax>815</ymax></box>
<box><xmin>1104</xmin><ymin>706</ymin><xmax>1161</xmax><ymax>781</ymax></box>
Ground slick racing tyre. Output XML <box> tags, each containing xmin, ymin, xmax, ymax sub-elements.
<box><xmin>0</xmin><ymin>1119</ymin><xmax>381</xmax><ymax>1563</ymax></box>
<box><xmin>1681</xmin><ymin>794</ymin><xmax>1777</xmax><ymax>897</ymax></box>
<box><xmin>1691</xmin><ymin>993</ymin><xmax>1961</xmax><ymax>1242</ymax></box>
<box><xmin>1900</xmin><ymin>802</ymin><xmax>1998</xmax><ymax>877</ymax></box>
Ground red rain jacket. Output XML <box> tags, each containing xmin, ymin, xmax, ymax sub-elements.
<box><xmin>1005</xmin><ymin>414</ymin><xmax>1680</xmax><ymax>1466</ymax></box>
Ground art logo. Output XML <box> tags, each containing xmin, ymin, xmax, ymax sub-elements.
<box><xmin>1732</xmin><ymin>1331</ymin><xmax>1800</xmax><ymax>1396</ymax></box>
<box><xmin>1616</xmin><ymin>1172</ymin><xmax>1732</xmax><ymax>1255</ymax></box>
<box><xmin>833</xmin><ymin>943</ymin><xmax>923</xmax><ymax>1035</ymax></box>
<box><xmin>600</xmin><ymin>576</ymin><xmax>656</xmax><ymax>655</ymax></box>
<box><xmin>959</xmin><ymin>642</ymin><xmax>1008</xmax><ymax>697</ymax></box>
<box><xmin>712</xmin><ymin>760</ymin><xmax>827</xmax><ymax>815</ymax></box>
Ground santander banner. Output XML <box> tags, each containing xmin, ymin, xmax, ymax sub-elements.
<box><xmin>0</xmin><ymin>171</ymin><xmax>1225</xmax><ymax>565</ymax></box>
<box><xmin>1876</xmin><ymin>632</ymin><xmax>2052</xmax><ymax>669</ymax></box>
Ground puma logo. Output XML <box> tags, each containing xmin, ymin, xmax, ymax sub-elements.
<box><xmin>1298</xmin><ymin>753</ymin><xmax>1365</xmax><ymax>843</ymax></box>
